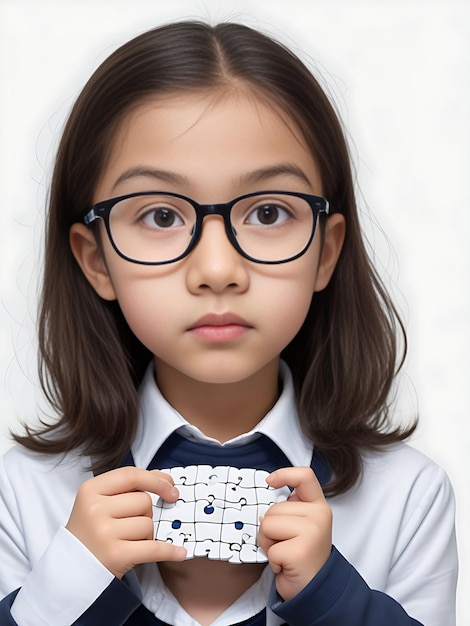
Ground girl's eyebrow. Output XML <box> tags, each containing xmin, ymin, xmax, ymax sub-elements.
<box><xmin>237</xmin><ymin>164</ymin><xmax>312</xmax><ymax>187</ymax></box>
<box><xmin>112</xmin><ymin>167</ymin><xmax>188</xmax><ymax>191</ymax></box>
<box><xmin>111</xmin><ymin>163</ymin><xmax>312</xmax><ymax>192</ymax></box>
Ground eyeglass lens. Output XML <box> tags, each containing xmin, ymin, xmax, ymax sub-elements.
<box><xmin>108</xmin><ymin>193</ymin><xmax>315</xmax><ymax>263</ymax></box>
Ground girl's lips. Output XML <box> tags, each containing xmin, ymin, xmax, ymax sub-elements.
<box><xmin>188</xmin><ymin>313</ymin><xmax>251</xmax><ymax>329</ymax></box>
<box><xmin>188</xmin><ymin>313</ymin><xmax>252</xmax><ymax>342</ymax></box>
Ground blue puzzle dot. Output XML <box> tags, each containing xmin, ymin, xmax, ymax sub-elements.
<box><xmin>204</xmin><ymin>505</ymin><xmax>215</xmax><ymax>514</ymax></box>
<box><xmin>234</xmin><ymin>521</ymin><xmax>244</xmax><ymax>530</ymax></box>
<box><xmin>172</xmin><ymin>520</ymin><xmax>182</xmax><ymax>529</ymax></box>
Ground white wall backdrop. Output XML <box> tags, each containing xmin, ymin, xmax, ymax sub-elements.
<box><xmin>1</xmin><ymin>1</ymin><xmax>469</xmax><ymax>623</ymax></box>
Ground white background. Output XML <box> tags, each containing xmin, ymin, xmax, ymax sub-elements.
<box><xmin>0</xmin><ymin>1</ymin><xmax>469</xmax><ymax>623</ymax></box>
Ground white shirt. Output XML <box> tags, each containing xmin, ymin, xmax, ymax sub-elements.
<box><xmin>0</xmin><ymin>363</ymin><xmax>458</xmax><ymax>626</ymax></box>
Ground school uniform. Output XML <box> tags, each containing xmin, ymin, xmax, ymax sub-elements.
<box><xmin>0</xmin><ymin>362</ymin><xmax>457</xmax><ymax>625</ymax></box>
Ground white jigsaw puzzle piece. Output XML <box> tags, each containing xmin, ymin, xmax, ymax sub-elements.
<box><xmin>220</xmin><ymin>522</ymin><xmax>258</xmax><ymax>563</ymax></box>
<box><xmin>169</xmin><ymin>465</ymin><xmax>199</xmax><ymax>486</ymax></box>
<box><xmin>195</xmin><ymin>465</ymin><xmax>230</xmax><ymax>485</ymax></box>
<box><xmin>226</xmin><ymin>467</ymin><xmax>258</xmax><ymax>506</ymax></box>
<box><xmin>193</xmin><ymin>538</ymin><xmax>221</xmax><ymax>559</ymax></box>
<box><xmin>155</xmin><ymin>519</ymin><xmax>195</xmax><ymax>548</ymax></box>
<box><xmin>223</xmin><ymin>502</ymin><xmax>258</xmax><ymax>526</ymax></box>
<box><xmin>195</xmin><ymin>493</ymin><xmax>225</xmax><ymax>524</ymax></box>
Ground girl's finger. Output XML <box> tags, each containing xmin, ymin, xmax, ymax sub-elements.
<box><xmin>259</xmin><ymin>514</ymin><xmax>307</xmax><ymax>543</ymax></box>
<box><xmin>127</xmin><ymin>539</ymin><xmax>187</xmax><ymax>567</ymax></box>
<box><xmin>83</xmin><ymin>466</ymin><xmax>178</xmax><ymax>501</ymax></box>
<box><xmin>111</xmin><ymin>540</ymin><xmax>187</xmax><ymax>579</ymax></box>
<box><xmin>264</xmin><ymin>535</ymin><xmax>306</xmax><ymax>573</ymax></box>
<box><xmin>106</xmin><ymin>490</ymin><xmax>153</xmax><ymax>518</ymax></box>
<box><xmin>266</xmin><ymin>466</ymin><xmax>324</xmax><ymax>503</ymax></box>
<box><xmin>115</xmin><ymin>516</ymin><xmax>155</xmax><ymax>541</ymax></box>
<box><xmin>262</xmin><ymin>500</ymin><xmax>315</xmax><ymax>518</ymax></box>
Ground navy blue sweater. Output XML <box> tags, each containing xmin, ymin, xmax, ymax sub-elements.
<box><xmin>0</xmin><ymin>433</ymin><xmax>423</xmax><ymax>625</ymax></box>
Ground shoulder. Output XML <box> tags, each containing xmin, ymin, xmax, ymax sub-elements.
<box><xmin>361</xmin><ymin>442</ymin><xmax>452</xmax><ymax>495</ymax></box>
<box><xmin>361</xmin><ymin>442</ymin><xmax>454</xmax><ymax>507</ymax></box>
<box><xmin>362</xmin><ymin>441</ymin><xmax>445</xmax><ymax>476</ymax></box>
<box><xmin>1</xmin><ymin>442</ymin><xmax>78</xmax><ymax>472</ymax></box>
<box><xmin>0</xmin><ymin>443</ymin><xmax>91</xmax><ymax>495</ymax></box>
<box><xmin>0</xmin><ymin>444</ymin><xmax>93</xmax><ymax>548</ymax></box>
<box><xmin>330</xmin><ymin>442</ymin><xmax>455</xmax><ymax>537</ymax></box>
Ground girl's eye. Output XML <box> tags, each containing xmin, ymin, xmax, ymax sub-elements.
<box><xmin>140</xmin><ymin>207</ymin><xmax>184</xmax><ymax>229</ymax></box>
<box><xmin>245</xmin><ymin>203</ymin><xmax>291</xmax><ymax>226</ymax></box>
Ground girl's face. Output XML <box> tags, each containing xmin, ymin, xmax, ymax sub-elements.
<box><xmin>71</xmin><ymin>89</ymin><xmax>344</xmax><ymax>393</ymax></box>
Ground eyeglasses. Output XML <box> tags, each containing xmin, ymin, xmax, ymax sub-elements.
<box><xmin>84</xmin><ymin>190</ymin><xmax>329</xmax><ymax>265</ymax></box>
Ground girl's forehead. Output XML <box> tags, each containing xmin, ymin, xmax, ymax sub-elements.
<box><xmin>96</xmin><ymin>88</ymin><xmax>322</xmax><ymax>200</ymax></box>
<box><xmin>117</xmin><ymin>87</ymin><xmax>308</xmax><ymax>149</ymax></box>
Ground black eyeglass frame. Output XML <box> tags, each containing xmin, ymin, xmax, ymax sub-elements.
<box><xmin>83</xmin><ymin>190</ymin><xmax>329</xmax><ymax>265</ymax></box>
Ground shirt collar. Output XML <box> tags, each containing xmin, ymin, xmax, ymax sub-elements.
<box><xmin>132</xmin><ymin>360</ymin><xmax>313</xmax><ymax>469</ymax></box>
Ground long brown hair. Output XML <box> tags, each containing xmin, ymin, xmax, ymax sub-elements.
<box><xmin>13</xmin><ymin>21</ymin><xmax>416</xmax><ymax>495</ymax></box>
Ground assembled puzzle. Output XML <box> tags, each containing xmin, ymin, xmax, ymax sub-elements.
<box><xmin>149</xmin><ymin>465</ymin><xmax>291</xmax><ymax>563</ymax></box>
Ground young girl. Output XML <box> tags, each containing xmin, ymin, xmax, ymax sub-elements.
<box><xmin>0</xmin><ymin>21</ymin><xmax>457</xmax><ymax>626</ymax></box>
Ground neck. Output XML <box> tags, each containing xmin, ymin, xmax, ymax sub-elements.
<box><xmin>158</xmin><ymin>559</ymin><xmax>266</xmax><ymax>626</ymax></box>
<box><xmin>153</xmin><ymin>359</ymin><xmax>280</xmax><ymax>442</ymax></box>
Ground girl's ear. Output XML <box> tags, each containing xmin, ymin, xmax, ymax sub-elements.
<box><xmin>314</xmin><ymin>213</ymin><xmax>346</xmax><ymax>292</ymax></box>
<box><xmin>69</xmin><ymin>223</ymin><xmax>117</xmax><ymax>301</ymax></box>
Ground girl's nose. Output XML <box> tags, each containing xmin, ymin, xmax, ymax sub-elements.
<box><xmin>185</xmin><ymin>216</ymin><xmax>250</xmax><ymax>294</ymax></box>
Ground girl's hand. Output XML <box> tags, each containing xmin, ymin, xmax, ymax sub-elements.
<box><xmin>66</xmin><ymin>466</ymin><xmax>187</xmax><ymax>579</ymax></box>
<box><xmin>258</xmin><ymin>466</ymin><xmax>332</xmax><ymax>601</ymax></box>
